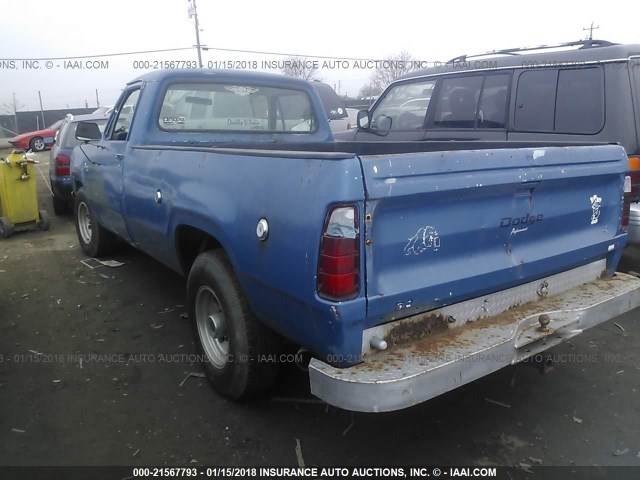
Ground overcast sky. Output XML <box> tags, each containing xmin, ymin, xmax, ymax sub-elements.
<box><xmin>0</xmin><ymin>0</ymin><xmax>638</xmax><ymax>113</ymax></box>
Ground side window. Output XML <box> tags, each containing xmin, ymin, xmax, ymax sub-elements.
<box><xmin>370</xmin><ymin>79</ymin><xmax>435</xmax><ymax>131</ymax></box>
<box><xmin>427</xmin><ymin>74</ymin><xmax>510</xmax><ymax>130</ymax></box>
<box><xmin>432</xmin><ymin>76</ymin><xmax>483</xmax><ymax>128</ymax></box>
<box><xmin>556</xmin><ymin>68</ymin><xmax>604</xmax><ymax>134</ymax></box>
<box><xmin>111</xmin><ymin>89</ymin><xmax>140</xmax><ymax>140</ymax></box>
<box><xmin>477</xmin><ymin>75</ymin><xmax>510</xmax><ymax>129</ymax></box>
<box><xmin>514</xmin><ymin>69</ymin><xmax>557</xmax><ymax>132</ymax></box>
<box><xmin>515</xmin><ymin>67</ymin><xmax>604</xmax><ymax>134</ymax></box>
<box><xmin>55</xmin><ymin>121</ymin><xmax>68</xmax><ymax>146</ymax></box>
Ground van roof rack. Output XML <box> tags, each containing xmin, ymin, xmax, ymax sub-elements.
<box><xmin>446</xmin><ymin>39</ymin><xmax>617</xmax><ymax>65</ymax></box>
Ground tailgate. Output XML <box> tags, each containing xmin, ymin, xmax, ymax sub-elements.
<box><xmin>360</xmin><ymin>145</ymin><xmax>628</xmax><ymax>326</ymax></box>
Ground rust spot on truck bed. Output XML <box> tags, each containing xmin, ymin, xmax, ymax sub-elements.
<box><xmin>317</xmin><ymin>273</ymin><xmax>640</xmax><ymax>382</ymax></box>
<box><xmin>386</xmin><ymin>313</ymin><xmax>449</xmax><ymax>347</ymax></box>
<box><xmin>371</xmin><ymin>275</ymin><xmax>631</xmax><ymax>363</ymax></box>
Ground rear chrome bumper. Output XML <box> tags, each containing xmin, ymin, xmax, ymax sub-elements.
<box><xmin>309</xmin><ymin>268</ymin><xmax>640</xmax><ymax>412</ymax></box>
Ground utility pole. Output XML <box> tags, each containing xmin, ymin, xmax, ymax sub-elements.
<box><xmin>583</xmin><ymin>22</ymin><xmax>599</xmax><ymax>41</ymax></box>
<box><xmin>38</xmin><ymin>91</ymin><xmax>45</xmax><ymax>127</ymax></box>
<box><xmin>188</xmin><ymin>0</ymin><xmax>204</xmax><ymax>68</ymax></box>
<box><xmin>95</xmin><ymin>89</ymin><xmax>100</xmax><ymax>108</ymax></box>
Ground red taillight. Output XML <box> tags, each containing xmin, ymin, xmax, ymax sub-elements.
<box><xmin>317</xmin><ymin>205</ymin><xmax>359</xmax><ymax>300</ymax></box>
<box><xmin>622</xmin><ymin>175</ymin><xmax>631</xmax><ymax>232</ymax></box>
<box><xmin>55</xmin><ymin>154</ymin><xmax>70</xmax><ymax>176</ymax></box>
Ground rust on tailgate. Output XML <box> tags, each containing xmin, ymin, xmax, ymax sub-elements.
<box><xmin>385</xmin><ymin>313</ymin><xmax>450</xmax><ymax>347</ymax></box>
<box><xmin>363</xmin><ymin>274</ymin><xmax>634</xmax><ymax>370</ymax></box>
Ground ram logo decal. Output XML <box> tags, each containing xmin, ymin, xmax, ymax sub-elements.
<box><xmin>405</xmin><ymin>226</ymin><xmax>441</xmax><ymax>255</ymax></box>
<box><xmin>590</xmin><ymin>195</ymin><xmax>602</xmax><ymax>225</ymax></box>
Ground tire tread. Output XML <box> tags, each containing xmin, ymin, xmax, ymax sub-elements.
<box><xmin>188</xmin><ymin>250</ymin><xmax>280</xmax><ymax>399</ymax></box>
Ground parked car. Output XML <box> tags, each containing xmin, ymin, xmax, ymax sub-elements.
<box><xmin>309</xmin><ymin>81</ymin><xmax>349</xmax><ymax>133</ymax></box>
<box><xmin>69</xmin><ymin>69</ymin><xmax>640</xmax><ymax>412</ymax></box>
<box><xmin>9</xmin><ymin>119</ymin><xmax>64</xmax><ymax>152</ymax></box>
<box><xmin>335</xmin><ymin>39</ymin><xmax>640</xmax><ymax>242</ymax></box>
<box><xmin>92</xmin><ymin>106</ymin><xmax>113</xmax><ymax>116</ymax></box>
<box><xmin>92</xmin><ymin>105</ymin><xmax>134</xmax><ymax>118</ymax></box>
<box><xmin>49</xmin><ymin>113</ymin><xmax>109</xmax><ymax>214</ymax></box>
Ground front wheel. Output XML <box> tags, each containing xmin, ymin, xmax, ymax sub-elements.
<box><xmin>187</xmin><ymin>250</ymin><xmax>280</xmax><ymax>400</ymax></box>
<box><xmin>74</xmin><ymin>188</ymin><xmax>118</xmax><ymax>257</ymax></box>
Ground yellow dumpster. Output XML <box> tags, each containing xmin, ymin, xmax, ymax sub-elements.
<box><xmin>0</xmin><ymin>150</ymin><xmax>50</xmax><ymax>238</ymax></box>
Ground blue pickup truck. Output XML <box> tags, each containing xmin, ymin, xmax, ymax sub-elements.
<box><xmin>71</xmin><ymin>69</ymin><xmax>640</xmax><ymax>412</ymax></box>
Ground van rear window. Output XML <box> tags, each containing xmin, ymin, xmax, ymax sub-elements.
<box><xmin>515</xmin><ymin>67</ymin><xmax>604</xmax><ymax>134</ymax></box>
<box><xmin>514</xmin><ymin>70</ymin><xmax>556</xmax><ymax>131</ymax></box>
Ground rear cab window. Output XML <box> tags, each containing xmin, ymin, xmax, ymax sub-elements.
<box><xmin>158</xmin><ymin>83</ymin><xmax>317</xmax><ymax>133</ymax></box>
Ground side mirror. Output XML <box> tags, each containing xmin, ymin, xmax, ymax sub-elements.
<box><xmin>76</xmin><ymin>122</ymin><xmax>101</xmax><ymax>142</ymax></box>
<box><xmin>357</xmin><ymin>110</ymin><xmax>370</xmax><ymax>129</ymax></box>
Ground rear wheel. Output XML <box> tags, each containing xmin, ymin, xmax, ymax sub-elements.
<box><xmin>187</xmin><ymin>250</ymin><xmax>280</xmax><ymax>400</ymax></box>
<box><xmin>0</xmin><ymin>217</ymin><xmax>13</xmax><ymax>238</ymax></box>
<box><xmin>29</xmin><ymin>136</ymin><xmax>45</xmax><ymax>152</ymax></box>
<box><xmin>74</xmin><ymin>188</ymin><xmax>118</xmax><ymax>257</ymax></box>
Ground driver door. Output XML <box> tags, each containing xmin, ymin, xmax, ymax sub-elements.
<box><xmin>83</xmin><ymin>87</ymin><xmax>141</xmax><ymax>240</ymax></box>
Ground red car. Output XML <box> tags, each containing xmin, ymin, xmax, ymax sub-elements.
<box><xmin>9</xmin><ymin>119</ymin><xmax>64</xmax><ymax>152</ymax></box>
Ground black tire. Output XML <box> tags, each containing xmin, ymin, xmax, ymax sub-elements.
<box><xmin>29</xmin><ymin>136</ymin><xmax>46</xmax><ymax>152</ymax></box>
<box><xmin>0</xmin><ymin>216</ymin><xmax>13</xmax><ymax>238</ymax></box>
<box><xmin>52</xmin><ymin>195</ymin><xmax>70</xmax><ymax>215</ymax></box>
<box><xmin>37</xmin><ymin>210</ymin><xmax>50</xmax><ymax>231</ymax></box>
<box><xmin>74</xmin><ymin>188</ymin><xmax>119</xmax><ymax>257</ymax></box>
<box><xmin>187</xmin><ymin>250</ymin><xmax>280</xmax><ymax>400</ymax></box>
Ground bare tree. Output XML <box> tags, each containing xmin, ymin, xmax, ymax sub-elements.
<box><xmin>369</xmin><ymin>51</ymin><xmax>419</xmax><ymax>92</ymax></box>
<box><xmin>358</xmin><ymin>84</ymin><xmax>383</xmax><ymax>100</ymax></box>
<box><xmin>280</xmin><ymin>56</ymin><xmax>321</xmax><ymax>81</ymax></box>
<box><xmin>1</xmin><ymin>93</ymin><xmax>24</xmax><ymax>135</ymax></box>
